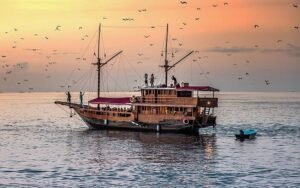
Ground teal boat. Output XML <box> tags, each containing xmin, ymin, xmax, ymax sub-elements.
<box><xmin>235</xmin><ymin>129</ymin><xmax>257</xmax><ymax>139</ymax></box>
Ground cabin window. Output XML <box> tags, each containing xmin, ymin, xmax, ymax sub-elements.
<box><xmin>167</xmin><ymin>107</ymin><xmax>173</xmax><ymax>112</ymax></box>
<box><xmin>177</xmin><ymin>91</ymin><xmax>192</xmax><ymax>97</ymax></box>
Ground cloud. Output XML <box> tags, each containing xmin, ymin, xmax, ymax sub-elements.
<box><xmin>205</xmin><ymin>46</ymin><xmax>257</xmax><ymax>53</ymax></box>
<box><xmin>286</xmin><ymin>43</ymin><xmax>300</xmax><ymax>57</ymax></box>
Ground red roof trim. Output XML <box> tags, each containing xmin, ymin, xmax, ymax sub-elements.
<box><xmin>176</xmin><ymin>86</ymin><xmax>219</xmax><ymax>92</ymax></box>
<box><xmin>89</xmin><ymin>97</ymin><xmax>131</xmax><ymax>105</ymax></box>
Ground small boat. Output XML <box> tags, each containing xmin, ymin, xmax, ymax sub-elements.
<box><xmin>235</xmin><ymin>129</ymin><xmax>256</xmax><ymax>139</ymax></box>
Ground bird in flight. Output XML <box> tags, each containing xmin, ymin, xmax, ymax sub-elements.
<box><xmin>55</xmin><ymin>25</ymin><xmax>61</xmax><ymax>31</ymax></box>
<box><xmin>254</xmin><ymin>24</ymin><xmax>259</xmax><ymax>28</ymax></box>
<box><xmin>122</xmin><ymin>18</ymin><xmax>134</xmax><ymax>21</ymax></box>
<box><xmin>196</xmin><ymin>8</ymin><xmax>201</xmax><ymax>10</ymax></box>
<box><xmin>78</xmin><ymin>26</ymin><xmax>83</xmax><ymax>30</ymax></box>
<box><xmin>144</xmin><ymin>35</ymin><xmax>150</xmax><ymax>38</ymax></box>
<box><xmin>224</xmin><ymin>2</ymin><xmax>229</xmax><ymax>6</ymax></box>
<box><xmin>265</xmin><ymin>80</ymin><xmax>270</xmax><ymax>85</ymax></box>
<box><xmin>212</xmin><ymin>4</ymin><xmax>218</xmax><ymax>7</ymax></box>
<box><xmin>294</xmin><ymin>26</ymin><xmax>299</xmax><ymax>29</ymax></box>
<box><xmin>180</xmin><ymin>1</ymin><xmax>187</xmax><ymax>4</ymax></box>
<box><xmin>195</xmin><ymin>18</ymin><xmax>200</xmax><ymax>21</ymax></box>
<box><xmin>292</xmin><ymin>4</ymin><xmax>298</xmax><ymax>8</ymax></box>
<box><xmin>25</xmin><ymin>48</ymin><xmax>40</xmax><ymax>51</ymax></box>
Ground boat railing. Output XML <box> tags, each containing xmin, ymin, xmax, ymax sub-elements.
<box><xmin>134</xmin><ymin>96</ymin><xmax>218</xmax><ymax>107</ymax></box>
<box><xmin>81</xmin><ymin>108</ymin><xmax>133</xmax><ymax>117</ymax></box>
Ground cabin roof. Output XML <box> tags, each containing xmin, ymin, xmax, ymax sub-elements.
<box><xmin>176</xmin><ymin>86</ymin><xmax>219</xmax><ymax>92</ymax></box>
<box><xmin>142</xmin><ymin>86</ymin><xmax>219</xmax><ymax>92</ymax></box>
<box><xmin>89</xmin><ymin>97</ymin><xmax>131</xmax><ymax>105</ymax></box>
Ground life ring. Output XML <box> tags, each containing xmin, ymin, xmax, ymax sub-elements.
<box><xmin>130</xmin><ymin>96</ymin><xmax>136</xmax><ymax>103</ymax></box>
<box><xmin>183</xmin><ymin>119</ymin><xmax>189</xmax><ymax>125</ymax></box>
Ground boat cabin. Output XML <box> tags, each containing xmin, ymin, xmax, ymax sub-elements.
<box><xmin>130</xmin><ymin>83</ymin><xmax>219</xmax><ymax>124</ymax></box>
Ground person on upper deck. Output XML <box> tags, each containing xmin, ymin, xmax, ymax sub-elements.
<box><xmin>171</xmin><ymin>75</ymin><xmax>177</xmax><ymax>87</ymax></box>
<box><xmin>144</xmin><ymin>73</ymin><xmax>148</xmax><ymax>87</ymax></box>
<box><xmin>150</xmin><ymin>73</ymin><xmax>154</xmax><ymax>87</ymax></box>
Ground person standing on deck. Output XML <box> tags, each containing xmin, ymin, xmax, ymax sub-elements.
<box><xmin>144</xmin><ymin>73</ymin><xmax>148</xmax><ymax>87</ymax></box>
<box><xmin>150</xmin><ymin>73</ymin><xmax>154</xmax><ymax>87</ymax></box>
<box><xmin>79</xmin><ymin>91</ymin><xmax>85</xmax><ymax>107</ymax></box>
<box><xmin>66</xmin><ymin>91</ymin><xmax>71</xmax><ymax>104</ymax></box>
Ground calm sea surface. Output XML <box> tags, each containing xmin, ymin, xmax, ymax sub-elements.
<box><xmin>0</xmin><ymin>92</ymin><xmax>300</xmax><ymax>187</ymax></box>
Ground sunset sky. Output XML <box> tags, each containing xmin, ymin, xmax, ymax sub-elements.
<box><xmin>0</xmin><ymin>0</ymin><xmax>299</xmax><ymax>92</ymax></box>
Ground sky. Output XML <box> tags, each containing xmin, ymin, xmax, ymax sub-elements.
<box><xmin>0</xmin><ymin>0</ymin><xmax>299</xmax><ymax>92</ymax></box>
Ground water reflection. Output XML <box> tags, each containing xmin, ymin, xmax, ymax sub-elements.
<box><xmin>74</xmin><ymin>130</ymin><xmax>217</xmax><ymax>165</ymax></box>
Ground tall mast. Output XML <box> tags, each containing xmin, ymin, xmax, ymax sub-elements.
<box><xmin>164</xmin><ymin>24</ymin><xmax>169</xmax><ymax>86</ymax></box>
<box><xmin>92</xmin><ymin>24</ymin><xmax>123</xmax><ymax>102</ymax></box>
<box><xmin>97</xmin><ymin>24</ymin><xmax>101</xmax><ymax>98</ymax></box>
<box><xmin>160</xmin><ymin>24</ymin><xmax>194</xmax><ymax>86</ymax></box>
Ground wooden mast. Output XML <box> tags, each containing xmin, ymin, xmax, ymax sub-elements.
<box><xmin>97</xmin><ymin>24</ymin><xmax>101</xmax><ymax>99</ymax></box>
<box><xmin>160</xmin><ymin>24</ymin><xmax>194</xmax><ymax>86</ymax></box>
<box><xmin>164</xmin><ymin>24</ymin><xmax>169</xmax><ymax>86</ymax></box>
<box><xmin>92</xmin><ymin>23</ymin><xmax>123</xmax><ymax>109</ymax></box>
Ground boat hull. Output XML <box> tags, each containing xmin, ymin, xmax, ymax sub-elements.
<box><xmin>235</xmin><ymin>134</ymin><xmax>256</xmax><ymax>139</ymax></box>
<box><xmin>78</xmin><ymin>114</ymin><xmax>200</xmax><ymax>134</ymax></box>
<box><xmin>54</xmin><ymin>101</ymin><xmax>216</xmax><ymax>134</ymax></box>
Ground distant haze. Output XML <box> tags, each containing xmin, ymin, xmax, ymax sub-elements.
<box><xmin>0</xmin><ymin>0</ymin><xmax>299</xmax><ymax>92</ymax></box>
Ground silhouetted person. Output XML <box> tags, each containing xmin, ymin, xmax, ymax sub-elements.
<box><xmin>79</xmin><ymin>91</ymin><xmax>85</xmax><ymax>107</ymax></box>
<box><xmin>171</xmin><ymin>75</ymin><xmax>177</xmax><ymax>86</ymax></box>
<box><xmin>66</xmin><ymin>91</ymin><xmax>71</xmax><ymax>104</ymax></box>
<box><xmin>150</xmin><ymin>73</ymin><xmax>154</xmax><ymax>87</ymax></box>
<box><xmin>240</xmin><ymin>130</ymin><xmax>244</xmax><ymax>136</ymax></box>
<box><xmin>144</xmin><ymin>73</ymin><xmax>148</xmax><ymax>87</ymax></box>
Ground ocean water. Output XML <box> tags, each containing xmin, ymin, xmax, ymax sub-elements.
<box><xmin>0</xmin><ymin>92</ymin><xmax>300</xmax><ymax>187</ymax></box>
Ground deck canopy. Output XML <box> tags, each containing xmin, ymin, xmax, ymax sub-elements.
<box><xmin>176</xmin><ymin>86</ymin><xmax>219</xmax><ymax>92</ymax></box>
<box><xmin>89</xmin><ymin>97</ymin><xmax>131</xmax><ymax>105</ymax></box>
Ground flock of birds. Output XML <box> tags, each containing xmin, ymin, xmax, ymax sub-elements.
<box><xmin>1</xmin><ymin>1</ymin><xmax>299</xmax><ymax>92</ymax></box>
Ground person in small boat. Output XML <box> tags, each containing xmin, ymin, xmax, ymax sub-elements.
<box><xmin>240</xmin><ymin>130</ymin><xmax>244</xmax><ymax>136</ymax></box>
<box><xmin>66</xmin><ymin>91</ymin><xmax>71</xmax><ymax>104</ymax></box>
<box><xmin>150</xmin><ymin>73</ymin><xmax>154</xmax><ymax>87</ymax></box>
<box><xmin>144</xmin><ymin>73</ymin><xmax>148</xmax><ymax>87</ymax></box>
<box><xmin>79</xmin><ymin>91</ymin><xmax>85</xmax><ymax>107</ymax></box>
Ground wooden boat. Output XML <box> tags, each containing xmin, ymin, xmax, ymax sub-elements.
<box><xmin>235</xmin><ymin>129</ymin><xmax>257</xmax><ymax>139</ymax></box>
<box><xmin>55</xmin><ymin>24</ymin><xmax>219</xmax><ymax>134</ymax></box>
